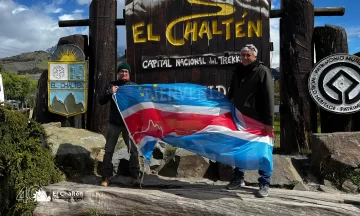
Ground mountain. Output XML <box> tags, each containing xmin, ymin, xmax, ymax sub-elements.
<box><xmin>0</xmin><ymin>51</ymin><xmax>51</xmax><ymax>80</ymax></box>
<box><xmin>46</xmin><ymin>45</ymin><xmax>57</xmax><ymax>54</ymax></box>
<box><xmin>117</xmin><ymin>45</ymin><xmax>126</xmax><ymax>56</ymax></box>
<box><xmin>0</xmin><ymin>44</ymin><xmax>127</xmax><ymax>81</ymax></box>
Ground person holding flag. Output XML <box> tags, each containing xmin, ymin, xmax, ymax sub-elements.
<box><xmin>226</xmin><ymin>44</ymin><xmax>274</xmax><ymax>197</ymax></box>
<box><xmin>99</xmin><ymin>63</ymin><xmax>141</xmax><ymax>187</ymax></box>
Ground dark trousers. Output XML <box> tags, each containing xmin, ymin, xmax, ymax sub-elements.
<box><xmin>233</xmin><ymin>167</ymin><xmax>271</xmax><ymax>185</ymax></box>
<box><xmin>102</xmin><ymin>123</ymin><xmax>140</xmax><ymax>178</ymax></box>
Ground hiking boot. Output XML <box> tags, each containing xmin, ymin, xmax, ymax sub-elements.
<box><xmin>227</xmin><ymin>178</ymin><xmax>245</xmax><ymax>190</ymax></box>
<box><xmin>256</xmin><ymin>184</ymin><xmax>269</xmax><ymax>197</ymax></box>
<box><xmin>101</xmin><ymin>177</ymin><xmax>112</xmax><ymax>187</ymax></box>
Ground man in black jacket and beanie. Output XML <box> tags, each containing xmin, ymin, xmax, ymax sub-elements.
<box><xmin>226</xmin><ymin>44</ymin><xmax>274</xmax><ymax>197</ymax></box>
<box><xmin>99</xmin><ymin>62</ymin><xmax>140</xmax><ymax>187</ymax></box>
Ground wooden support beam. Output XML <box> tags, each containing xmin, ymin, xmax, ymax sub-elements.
<box><xmin>59</xmin><ymin>19</ymin><xmax>89</xmax><ymax>27</ymax></box>
<box><xmin>58</xmin><ymin>7</ymin><xmax>345</xmax><ymax>27</ymax></box>
<box><xmin>59</xmin><ymin>18</ymin><xmax>124</xmax><ymax>27</ymax></box>
<box><xmin>86</xmin><ymin>0</ymin><xmax>117</xmax><ymax>135</ymax></box>
<box><xmin>313</xmin><ymin>25</ymin><xmax>352</xmax><ymax>132</ymax></box>
<box><xmin>353</xmin><ymin>52</ymin><xmax>360</xmax><ymax>131</ymax></box>
<box><xmin>280</xmin><ymin>0</ymin><xmax>314</xmax><ymax>153</ymax></box>
<box><xmin>314</xmin><ymin>7</ymin><xmax>345</xmax><ymax>16</ymax></box>
<box><xmin>270</xmin><ymin>7</ymin><xmax>345</xmax><ymax>18</ymax></box>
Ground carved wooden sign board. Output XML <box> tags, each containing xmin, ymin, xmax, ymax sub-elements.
<box><xmin>125</xmin><ymin>0</ymin><xmax>271</xmax><ymax>95</ymax></box>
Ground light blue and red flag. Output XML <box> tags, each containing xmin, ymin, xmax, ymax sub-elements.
<box><xmin>113</xmin><ymin>83</ymin><xmax>274</xmax><ymax>174</ymax></box>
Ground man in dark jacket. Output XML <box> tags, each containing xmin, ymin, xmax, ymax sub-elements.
<box><xmin>226</xmin><ymin>44</ymin><xmax>274</xmax><ymax>197</ymax></box>
<box><xmin>99</xmin><ymin>62</ymin><xmax>140</xmax><ymax>187</ymax></box>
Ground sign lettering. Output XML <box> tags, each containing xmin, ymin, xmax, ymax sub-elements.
<box><xmin>50</xmin><ymin>81</ymin><xmax>84</xmax><ymax>89</ymax></box>
<box><xmin>133</xmin><ymin>18</ymin><xmax>262</xmax><ymax>45</ymax></box>
<box><xmin>142</xmin><ymin>53</ymin><xmax>242</xmax><ymax>69</ymax></box>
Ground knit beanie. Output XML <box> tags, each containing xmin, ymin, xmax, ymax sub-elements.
<box><xmin>117</xmin><ymin>62</ymin><xmax>131</xmax><ymax>73</ymax></box>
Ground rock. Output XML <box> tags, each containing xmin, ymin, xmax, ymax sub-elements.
<box><xmin>311</xmin><ymin>132</ymin><xmax>360</xmax><ymax>185</ymax></box>
<box><xmin>92</xmin><ymin>149</ymin><xmax>105</xmax><ymax>162</ymax></box>
<box><xmin>116</xmin><ymin>158</ymin><xmax>130</xmax><ymax>176</ymax></box>
<box><xmin>158</xmin><ymin>149</ymin><xmax>210</xmax><ymax>178</ymax></box>
<box><xmin>43</xmin><ymin>123</ymin><xmax>106</xmax><ymax>170</ymax></box>
<box><xmin>342</xmin><ymin>180</ymin><xmax>359</xmax><ymax>193</ymax></box>
<box><xmin>293</xmin><ymin>182</ymin><xmax>309</xmax><ymax>191</ymax></box>
<box><xmin>42</xmin><ymin>122</ymin><xmax>61</xmax><ymax>129</ymax></box>
<box><xmin>217</xmin><ymin>163</ymin><xmax>234</xmax><ymax>181</ymax></box>
<box><xmin>153</xmin><ymin>142</ymin><xmax>165</xmax><ymax>159</ymax></box>
<box><xmin>33</xmin><ymin>181</ymin><xmax>360</xmax><ymax>216</ymax></box>
<box><xmin>216</xmin><ymin>155</ymin><xmax>304</xmax><ymax>187</ymax></box>
<box><xmin>113</xmin><ymin>148</ymin><xmax>132</xmax><ymax>176</ymax></box>
<box><xmin>323</xmin><ymin>179</ymin><xmax>333</xmax><ymax>187</ymax></box>
<box><xmin>319</xmin><ymin>185</ymin><xmax>341</xmax><ymax>194</ymax></box>
<box><xmin>150</xmin><ymin>157</ymin><xmax>163</xmax><ymax>170</ymax></box>
<box><xmin>81</xmin><ymin>175</ymin><xmax>100</xmax><ymax>184</ymax></box>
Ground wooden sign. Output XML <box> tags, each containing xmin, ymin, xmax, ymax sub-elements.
<box><xmin>125</xmin><ymin>0</ymin><xmax>271</xmax><ymax>95</ymax></box>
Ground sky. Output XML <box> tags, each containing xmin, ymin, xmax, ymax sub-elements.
<box><xmin>0</xmin><ymin>0</ymin><xmax>359</xmax><ymax>69</ymax></box>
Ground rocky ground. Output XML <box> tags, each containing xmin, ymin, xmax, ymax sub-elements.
<box><xmin>32</xmin><ymin>122</ymin><xmax>360</xmax><ymax>215</ymax></box>
<box><xmin>33</xmin><ymin>177</ymin><xmax>360</xmax><ymax>216</ymax></box>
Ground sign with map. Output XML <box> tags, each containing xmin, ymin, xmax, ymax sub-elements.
<box><xmin>48</xmin><ymin>44</ymin><xmax>88</xmax><ymax>117</ymax></box>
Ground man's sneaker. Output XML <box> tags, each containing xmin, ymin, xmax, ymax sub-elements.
<box><xmin>256</xmin><ymin>184</ymin><xmax>269</xmax><ymax>197</ymax></box>
<box><xmin>227</xmin><ymin>178</ymin><xmax>245</xmax><ymax>190</ymax></box>
<box><xmin>101</xmin><ymin>177</ymin><xmax>111</xmax><ymax>187</ymax></box>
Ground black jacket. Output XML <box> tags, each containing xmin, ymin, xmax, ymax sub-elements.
<box><xmin>227</xmin><ymin>61</ymin><xmax>274</xmax><ymax>126</ymax></box>
<box><xmin>99</xmin><ymin>80</ymin><xmax>136</xmax><ymax>126</ymax></box>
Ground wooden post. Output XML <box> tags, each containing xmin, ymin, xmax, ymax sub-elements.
<box><xmin>313</xmin><ymin>25</ymin><xmax>352</xmax><ymax>132</ymax></box>
<box><xmin>271</xmin><ymin>7</ymin><xmax>345</xmax><ymax>18</ymax></box>
<box><xmin>352</xmin><ymin>51</ymin><xmax>360</xmax><ymax>131</ymax></box>
<box><xmin>279</xmin><ymin>0</ymin><xmax>315</xmax><ymax>153</ymax></box>
<box><xmin>86</xmin><ymin>0</ymin><xmax>117</xmax><ymax>135</ymax></box>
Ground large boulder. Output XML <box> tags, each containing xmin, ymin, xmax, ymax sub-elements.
<box><xmin>42</xmin><ymin>123</ymin><xmax>306</xmax><ymax>189</ymax></box>
<box><xmin>311</xmin><ymin>132</ymin><xmax>360</xmax><ymax>191</ymax></box>
<box><xmin>43</xmin><ymin>122</ymin><xmax>106</xmax><ymax>171</ymax></box>
<box><xmin>158</xmin><ymin>149</ymin><xmax>210</xmax><ymax>178</ymax></box>
<box><xmin>216</xmin><ymin>155</ymin><xmax>304</xmax><ymax>187</ymax></box>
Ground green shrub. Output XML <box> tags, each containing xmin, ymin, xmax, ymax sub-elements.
<box><xmin>0</xmin><ymin>106</ymin><xmax>63</xmax><ymax>215</ymax></box>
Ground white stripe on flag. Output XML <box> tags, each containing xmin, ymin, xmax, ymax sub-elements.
<box><xmin>167</xmin><ymin>125</ymin><xmax>274</xmax><ymax>147</ymax></box>
<box><xmin>121</xmin><ymin>102</ymin><xmax>231</xmax><ymax>118</ymax></box>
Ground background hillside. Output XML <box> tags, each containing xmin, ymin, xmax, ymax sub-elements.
<box><xmin>0</xmin><ymin>51</ymin><xmax>51</xmax><ymax>80</ymax></box>
<box><xmin>0</xmin><ymin>45</ymin><xmax>126</xmax><ymax>81</ymax></box>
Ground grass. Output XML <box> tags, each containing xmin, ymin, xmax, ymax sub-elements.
<box><xmin>37</xmin><ymin>59</ymin><xmax>49</xmax><ymax>69</ymax></box>
<box><xmin>164</xmin><ymin>145</ymin><xmax>178</xmax><ymax>162</ymax></box>
<box><xmin>273</xmin><ymin>111</ymin><xmax>321</xmax><ymax>150</ymax></box>
<box><xmin>274</xmin><ymin>113</ymin><xmax>280</xmax><ymax>148</ymax></box>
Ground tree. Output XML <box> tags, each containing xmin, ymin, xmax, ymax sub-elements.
<box><xmin>1</xmin><ymin>71</ymin><xmax>36</xmax><ymax>106</ymax></box>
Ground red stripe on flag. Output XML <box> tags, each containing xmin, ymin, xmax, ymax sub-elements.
<box><xmin>123</xmin><ymin>108</ymin><xmax>273</xmax><ymax>143</ymax></box>
<box><xmin>124</xmin><ymin>109</ymin><xmax>235</xmax><ymax>142</ymax></box>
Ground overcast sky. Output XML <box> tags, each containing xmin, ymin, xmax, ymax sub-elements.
<box><xmin>0</xmin><ymin>0</ymin><xmax>359</xmax><ymax>69</ymax></box>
